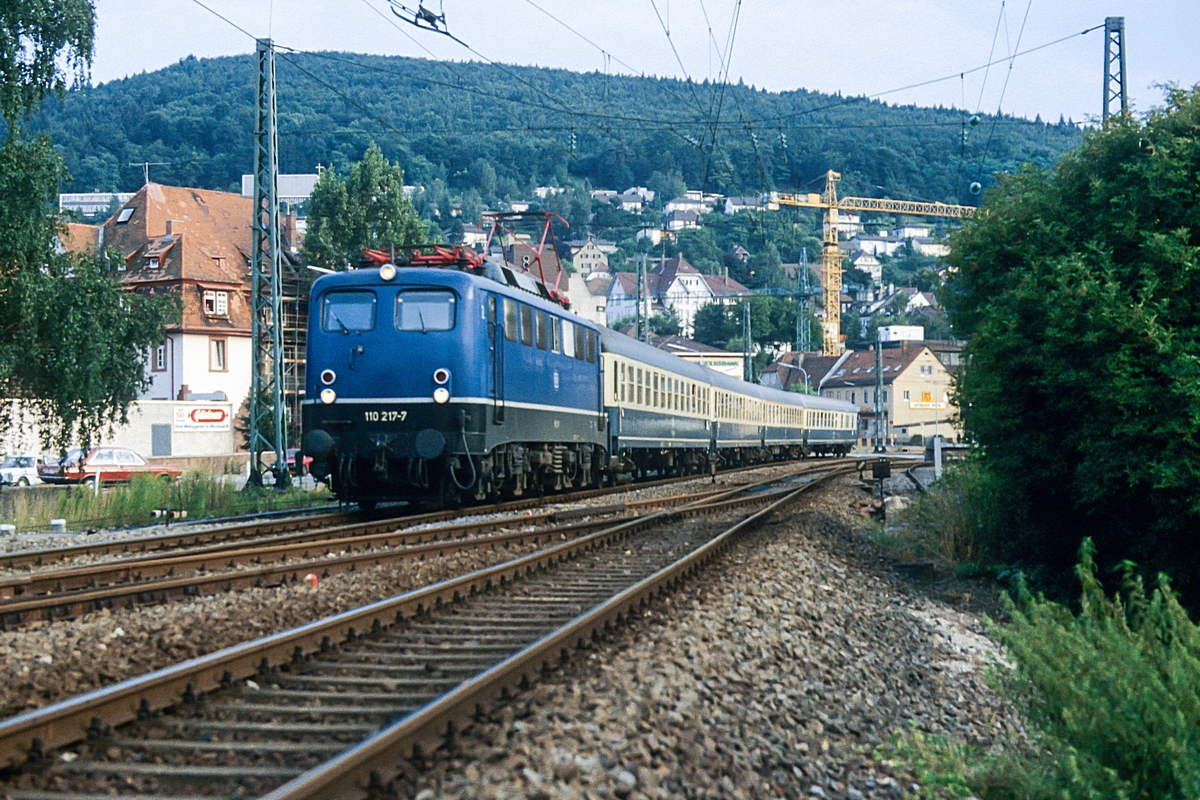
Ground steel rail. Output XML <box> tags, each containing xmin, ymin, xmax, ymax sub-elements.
<box><xmin>0</xmin><ymin>486</ymin><xmax>762</xmax><ymax>629</ymax></box>
<box><xmin>0</xmin><ymin>461</ymin><xmax>838</xmax><ymax>599</ymax></box>
<box><xmin>262</xmin><ymin>468</ymin><xmax>850</xmax><ymax>800</ymax></box>
<box><xmin>0</xmin><ymin>464</ymin><xmax>851</xmax><ymax>771</ymax></box>
<box><xmin>0</xmin><ymin>459</ymin><xmax>823</xmax><ymax>571</ymax></box>
<box><xmin>0</xmin><ymin>486</ymin><xmax>733</xmax><ymax>600</ymax></box>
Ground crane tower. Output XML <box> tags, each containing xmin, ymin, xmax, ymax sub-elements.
<box><xmin>766</xmin><ymin>171</ymin><xmax>977</xmax><ymax>355</ymax></box>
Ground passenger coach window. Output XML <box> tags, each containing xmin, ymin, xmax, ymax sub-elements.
<box><xmin>503</xmin><ymin>298</ymin><xmax>518</xmax><ymax>342</ymax></box>
<box><xmin>395</xmin><ymin>290</ymin><xmax>456</xmax><ymax>332</ymax></box>
<box><xmin>322</xmin><ymin>291</ymin><xmax>376</xmax><ymax>333</ymax></box>
<box><xmin>535</xmin><ymin>310</ymin><xmax>549</xmax><ymax>350</ymax></box>
<box><xmin>520</xmin><ymin>305</ymin><xmax>534</xmax><ymax>346</ymax></box>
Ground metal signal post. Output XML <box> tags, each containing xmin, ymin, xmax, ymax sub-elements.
<box><xmin>248</xmin><ymin>38</ymin><xmax>289</xmax><ymax>490</ymax></box>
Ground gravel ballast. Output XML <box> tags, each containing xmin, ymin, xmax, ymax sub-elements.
<box><xmin>0</xmin><ymin>467</ymin><xmax>803</xmax><ymax>720</ymax></box>
<box><xmin>398</xmin><ymin>475</ymin><xmax>1017</xmax><ymax>799</ymax></box>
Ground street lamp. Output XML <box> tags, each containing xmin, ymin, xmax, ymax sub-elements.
<box><xmin>776</xmin><ymin>362</ymin><xmax>811</xmax><ymax>393</ymax></box>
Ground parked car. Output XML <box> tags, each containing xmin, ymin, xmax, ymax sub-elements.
<box><xmin>286</xmin><ymin>448</ymin><xmax>313</xmax><ymax>477</ymax></box>
<box><xmin>0</xmin><ymin>455</ymin><xmax>42</xmax><ymax>487</ymax></box>
<box><xmin>36</xmin><ymin>447</ymin><xmax>183</xmax><ymax>485</ymax></box>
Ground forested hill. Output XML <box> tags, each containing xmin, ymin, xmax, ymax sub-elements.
<box><xmin>33</xmin><ymin>51</ymin><xmax>1082</xmax><ymax>203</ymax></box>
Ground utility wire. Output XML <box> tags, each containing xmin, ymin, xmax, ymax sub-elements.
<box><xmin>975</xmin><ymin>2</ymin><xmax>1005</xmax><ymax>113</ymax></box>
<box><xmin>976</xmin><ymin>0</ymin><xmax>1035</xmax><ymax>180</ymax></box>
<box><xmin>647</xmin><ymin>0</ymin><xmax>715</xmax><ymax>129</ymax></box>
<box><xmin>190</xmin><ymin>0</ymin><xmax>1096</xmax><ymax>134</ymax></box>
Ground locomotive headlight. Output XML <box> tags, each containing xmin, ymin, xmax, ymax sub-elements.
<box><xmin>379</xmin><ymin>263</ymin><xmax>397</xmax><ymax>281</ymax></box>
<box><xmin>320</xmin><ymin>388</ymin><xmax>337</xmax><ymax>404</ymax></box>
<box><xmin>320</xmin><ymin>369</ymin><xmax>336</xmax><ymax>385</ymax></box>
<box><xmin>433</xmin><ymin>387</ymin><xmax>450</xmax><ymax>404</ymax></box>
<box><xmin>433</xmin><ymin>368</ymin><xmax>450</xmax><ymax>385</ymax></box>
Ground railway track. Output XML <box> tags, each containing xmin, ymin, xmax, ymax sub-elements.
<box><xmin>0</xmin><ymin>459</ymin><xmax>830</xmax><ymax>573</ymax></box>
<box><xmin>0</xmin><ymin>462</ymin><xmax>854</xmax><ymax>800</ymax></box>
<box><xmin>0</xmin><ymin>462</ymin><xmax>846</xmax><ymax>629</ymax></box>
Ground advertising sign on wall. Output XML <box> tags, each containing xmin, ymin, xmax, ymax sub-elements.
<box><xmin>173</xmin><ymin>406</ymin><xmax>231</xmax><ymax>431</ymax></box>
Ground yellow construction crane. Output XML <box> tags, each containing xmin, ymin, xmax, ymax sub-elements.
<box><xmin>766</xmin><ymin>170</ymin><xmax>977</xmax><ymax>355</ymax></box>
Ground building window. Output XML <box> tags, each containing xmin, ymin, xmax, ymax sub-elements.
<box><xmin>116</xmin><ymin>207</ymin><xmax>134</xmax><ymax>224</ymax></box>
<box><xmin>903</xmin><ymin>390</ymin><xmax>910</xmax><ymax>400</ymax></box>
<box><xmin>209</xmin><ymin>337</ymin><xmax>227</xmax><ymax>372</ymax></box>
<box><xmin>152</xmin><ymin>343</ymin><xmax>166</xmax><ymax>372</ymax></box>
<box><xmin>204</xmin><ymin>290</ymin><xmax>229</xmax><ymax>316</ymax></box>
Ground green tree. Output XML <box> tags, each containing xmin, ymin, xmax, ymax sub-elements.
<box><xmin>650</xmin><ymin>307</ymin><xmax>682</xmax><ymax>336</ymax></box>
<box><xmin>302</xmin><ymin>141</ymin><xmax>431</xmax><ymax>269</ymax></box>
<box><xmin>692</xmin><ymin>302</ymin><xmax>738</xmax><ymax>349</ymax></box>
<box><xmin>0</xmin><ymin>1</ymin><xmax>94</xmax><ymax>122</ymax></box>
<box><xmin>0</xmin><ymin>1</ymin><xmax>177</xmax><ymax>452</ymax></box>
<box><xmin>943</xmin><ymin>86</ymin><xmax>1200</xmax><ymax>604</ymax></box>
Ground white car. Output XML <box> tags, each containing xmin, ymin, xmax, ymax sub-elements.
<box><xmin>0</xmin><ymin>455</ymin><xmax>42</xmax><ymax>487</ymax></box>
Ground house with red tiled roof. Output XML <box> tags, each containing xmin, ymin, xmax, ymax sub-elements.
<box><xmin>759</xmin><ymin>350</ymin><xmax>849</xmax><ymax>394</ymax></box>
<box><xmin>606</xmin><ymin>257</ymin><xmax>750</xmax><ymax>337</ymax></box>
<box><xmin>102</xmin><ymin>183</ymin><xmax>256</xmax><ymax>412</ymax></box>
<box><xmin>819</xmin><ymin>341</ymin><xmax>961</xmax><ymax>444</ymax></box>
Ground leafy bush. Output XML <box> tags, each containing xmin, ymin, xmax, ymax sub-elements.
<box><xmin>942</xmin><ymin>86</ymin><xmax>1200</xmax><ymax>606</ymax></box>
<box><xmin>885</xmin><ymin>540</ymin><xmax>1200</xmax><ymax>799</ymax></box>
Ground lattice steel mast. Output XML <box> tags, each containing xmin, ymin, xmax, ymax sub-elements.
<box><xmin>248</xmin><ymin>38</ymin><xmax>289</xmax><ymax>489</ymax></box>
<box><xmin>1103</xmin><ymin>17</ymin><xmax>1128</xmax><ymax>121</ymax></box>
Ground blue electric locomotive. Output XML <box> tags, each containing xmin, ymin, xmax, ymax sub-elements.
<box><xmin>302</xmin><ymin>264</ymin><xmax>608</xmax><ymax>508</ymax></box>
<box><xmin>302</xmin><ymin>262</ymin><xmax>858</xmax><ymax>508</ymax></box>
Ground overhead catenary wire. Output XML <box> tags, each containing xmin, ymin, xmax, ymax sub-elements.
<box><xmin>975</xmin><ymin>0</ymin><xmax>1036</xmax><ymax>183</ymax></box>
<box><xmin>189</xmin><ymin>0</ymin><xmax>1099</xmax><ymax>135</ymax></box>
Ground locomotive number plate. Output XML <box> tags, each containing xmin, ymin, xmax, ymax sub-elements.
<box><xmin>363</xmin><ymin>410</ymin><xmax>408</xmax><ymax>422</ymax></box>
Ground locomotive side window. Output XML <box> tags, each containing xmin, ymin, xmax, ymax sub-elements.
<box><xmin>586</xmin><ymin>330</ymin><xmax>596</xmax><ymax>363</ymax></box>
<box><xmin>487</xmin><ymin>296</ymin><xmax>497</xmax><ymax>340</ymax></box>
<box><xmin>503</xmin><ymin>298</ymin><xmax>518</xmax><ymax>342</ymax></box>
<box><xmin>550</xmin><ymin>318</ymin><xmax>562</xmax><ymax>353</ymax></box>
<box><xmin>574</xmin><ymin>325</ymin><xmax>586</xmax><ymax>361</ymax></box>
<box><xmin>395</xmin><ymin>290</ymin><xmax>456</xmax><ymax>331</ymax></box>
<box><xmin>322</xmin><ymin>291</ymin><xmax>376</xmax><ymax>333</ymax></box>
<box><xmin>562</xmin><ymin>320</ymin><xmax>575</xmax><ymax>357</ymax></box>
<box><xmin>535</xmin><ymin>310</ymin><xmax>549</xmax><ymax>350</ymax></box>
<box><xmin>520</xmin><ymin>305</ymin><xmax>534</xmax><ymax>346</ymax></box>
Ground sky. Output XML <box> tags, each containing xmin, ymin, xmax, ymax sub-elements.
<box><xmin>91</xmin><ymin>0</ymin><xmax>1197</xmax><ymax>125</ymax></box>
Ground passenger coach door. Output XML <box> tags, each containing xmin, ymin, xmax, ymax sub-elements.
<box><xmin>488</xmin><ymin>295</ymin><xmax>504</xmax><ymax>423</ymax></box>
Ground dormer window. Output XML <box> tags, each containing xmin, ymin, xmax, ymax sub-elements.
<box><xmin>204</xmin><ymin>290</ymin><xmax>229</xmax><ymax>316</ymax></box>
<box><xmin>146</xmin><ymin>257</ymin><xmax>159</xmax><ymax>270</ymax></box>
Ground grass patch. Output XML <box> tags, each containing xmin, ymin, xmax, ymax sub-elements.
<box><xmin>881</xmin><ymin>540</ymin><xmax>1200</xmax><ymax>799</ymax></box>
<box><xmin>2</xmin><ymin>473</ymin><xmax>332</xmax><ymax>533</ymax></box>
<box><xmin>873</xmin><ymin>457</ymin><xmax>1011</xmax><ymax>567</ymax></box>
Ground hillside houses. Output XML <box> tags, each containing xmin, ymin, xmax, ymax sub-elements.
<box><xmin>601</xmin><ymin>256</ymin><xmax>749</xmax><ymax>336</ymax></box>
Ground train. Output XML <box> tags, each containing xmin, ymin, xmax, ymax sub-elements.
<box><xmin>301</xmin><ymin>259</ymin><xmax>858</xmax><ymax>509</ymax></box>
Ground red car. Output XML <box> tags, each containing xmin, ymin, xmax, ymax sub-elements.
<box><xmin>37</xmin><ymin>447</ymin><xmax>183</xmax><ymax>484</ymax></box>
